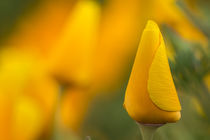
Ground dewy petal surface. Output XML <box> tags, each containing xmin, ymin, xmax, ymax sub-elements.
<box><xmin>148</xmin><ymin>38</ymin><xmax>181</xmax><ymax>111</ymax></box>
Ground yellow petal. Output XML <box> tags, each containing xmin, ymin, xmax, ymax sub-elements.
<box><xmin>5</xmin><ymin>0</ymin><xmax>75</xmax><ymax>56</ymax></box>
<box><xmin>148</xmin><ymin>37</ymin><xmax>181</xmax><ymax>111</ymax></box>
<box><xmin>61</xmin><ymin>88</ymin><xmax>91</xmax><ymax>132</ymax></box>
<box><xmin>49</xmin><ymin>0</ymin><xmax>100</xmax><ymax>86</ymax></box>
<box><xmin>0</xmin><ymin>48</ymin><xmax>58</xmax><ymax>139</ymax></box>
<box><xmin>91</xmin><ymin>0</ymin><xmax>154</xmax><ymax>93</ymax></box>
<box><xmin>0</xmin><ymin>93</ymin><xmax>12</xmax><ymax>140</ymax></box>
<box><xmin>153</xmin><ymin>0</ymin><xmax>207</xmax><ymax>46</ymax></box>
<box><xmin>124</xmin><ymin>20</ymin><xmax>181</xmax><ymax>124</ymax></box>
<box><xmin>12</xmin><ymin>97</ymin><xmax>43</xmax><ymax>140</ymax></box>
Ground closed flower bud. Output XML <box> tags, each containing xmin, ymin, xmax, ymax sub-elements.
<box><xmin>124</xmin><ymin>20</ymin><xmax>181</xmax><ymax>124</ymax></box>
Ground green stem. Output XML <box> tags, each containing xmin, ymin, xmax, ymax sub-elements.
<box><xmin>137</xmin><ymin>123</ymin><xmax>163</xmax><ymax>140</ymax></box>
<box><xmin>85</xmin><ymin>136</ymin><xmax>91</xmax><ymax>140</ymax></box>
<box><xmin>53</xmin><ymin>85</ymin><xmax>65</xmax><ymax>140</ymax></box>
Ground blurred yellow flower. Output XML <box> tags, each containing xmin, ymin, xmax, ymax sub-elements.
<box><xmin>4</xmin><ymin>0</ymin><xmax>75</xmax><ymax>56</ymax></box>
<box><xmin>153</xmin><ymin>0</ymin><xmax>207</xmax><ymax>46</ymax></box>
<box><xmin>49</xmin><ymin>0</ymin><xmax>154</xmax><ymax>131</ymax></box>
<box><xmin>0</xmin><ymin>48</ymin><xmax>58</xmax><ymax>140</ymax></box>
<box><xmin>12</xmin><ymin>97</ymin><xmax>43</xmax><ymax>140</ymax></box>
<box><xmin>124</xmin><ymin>20</ymin><xmax>181</xmax><ymax>124</ymax></box>
<box><xmin>49</xmin><ymin>0</ymin><xmax>100</xmax><ymax>86</ymax></box>
<box><xmin>91</xmin><ymin>0</ymin><xmax>154</xmax><ymax>93</ymax></box>
<box><xmin>61</xmin><ymin>88</ymin><xmax>91</xmax><ymax>132</ymax></box>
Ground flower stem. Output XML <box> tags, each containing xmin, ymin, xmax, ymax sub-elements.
<box><xmin>85</xmin><ymin>136</ymin><xmax>91</xmax><ymax>140</ymax></box>
<box><xmin>137</xmin><ymin>123</ymin><xmax>163</xmax><ymax>140</ymax></box>
<box><xmin>53</xmin><ymin>85</ymin><xmax>65</xmax><ymax>140</ymax></box>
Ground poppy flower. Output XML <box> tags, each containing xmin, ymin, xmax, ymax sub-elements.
<box><xmin>124</xmin><ymin>20</ymin><xmax>181</xmax><ymax>124</ymax></box>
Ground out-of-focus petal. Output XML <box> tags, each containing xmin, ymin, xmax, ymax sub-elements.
<box><xmin>49</xmin><ymin>0</ymin><xmax>100</xmax><ymax>86</ymax></box>
<box><xmin>91</xmin><ymin>0</ymin><xmax>154</xmax><ymax>93</ymax></box>
<box><xmin>153</xmin><ymin>0</ymin><xmax>207</xmax><ymax>46</ymax></box>
<box><xmin>0</xmin><ymin>48</ymin><xmax>58</xmax><ymax>140</ymax></box>
<box><xmin>61</xmin><ymin>88</ymin><xmax>91</xmax><ymax>132</ymax></box>
<box><xmin>4</xmin><ymin>0</ymin><xmax>75</xmax><ymax>56</ymax></box>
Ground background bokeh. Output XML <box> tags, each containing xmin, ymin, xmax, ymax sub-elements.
<box><xmin>0</xmin><ymin>0</ymin><xmax>209</xmax><ymax>140</ymax></box>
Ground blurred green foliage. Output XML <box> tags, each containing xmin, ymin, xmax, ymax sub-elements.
<box><xmin>0</xmin><ymin>0</ymin><xmax>39</xmax><ymax>42</ymax></box>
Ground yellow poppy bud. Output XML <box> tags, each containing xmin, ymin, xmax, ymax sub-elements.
<box><xmin>124</xmin><ymin>20</ymin><xmax>181</xmax><ymax>124</ymax></box>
